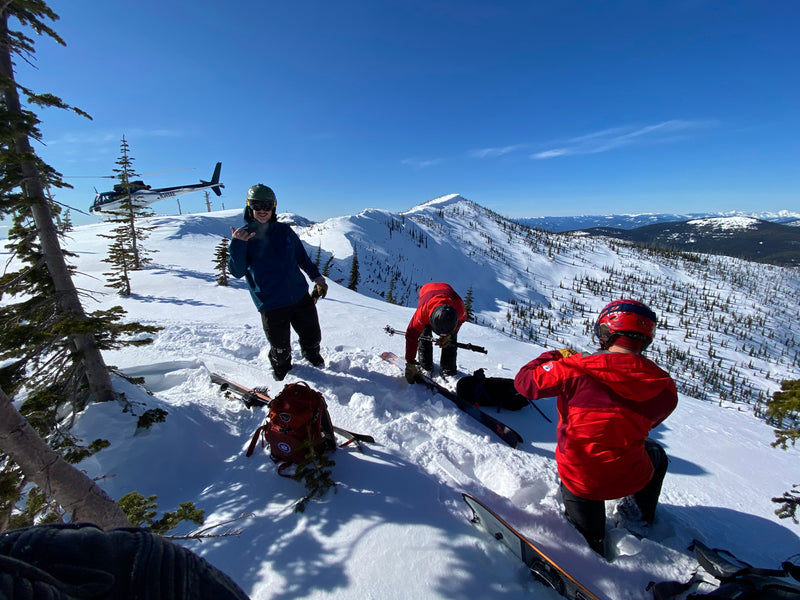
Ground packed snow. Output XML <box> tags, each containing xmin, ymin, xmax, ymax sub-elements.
<box><xmin>3</xmin><ymin>203</ymin><xmax>800</xmax><ymax>600</ymax></box>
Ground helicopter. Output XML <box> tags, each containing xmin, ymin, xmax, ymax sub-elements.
<box><xmin>89</xmin><ymin>162</ymin><xmax>224</xmax><ymax>213</ymax></box>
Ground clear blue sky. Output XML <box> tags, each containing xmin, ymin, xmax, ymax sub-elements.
<box><xmin>14</xmin><ymin>1</ymin><xmax>800</xmax><ymax>226</ymax></box>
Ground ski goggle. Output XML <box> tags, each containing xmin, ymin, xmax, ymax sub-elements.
<box><xmin>249</xmin><ymin>201</ymin><xmax>275</xmax><ymax>212</ymax></box>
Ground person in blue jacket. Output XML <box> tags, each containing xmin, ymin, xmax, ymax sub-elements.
<box><xmin>229</xmin><ymin>184</ymin><xmax>328</xmax><ymax>380</ymax></box>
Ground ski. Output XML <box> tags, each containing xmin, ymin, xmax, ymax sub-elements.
<box><xmin>210</xmin><ymin>373</ymin><xmax>376</xmax><ymax>447</ymax></box>
<box><xmin>463</xmin><ymin>493</ymin><xmax>603</xmax><ymax>600</ymax></box>
<box><xmin>380</xmin><ymin>352</ymin><xmax>522</xmax><ymax>448</ymax></box>
<box><xmin>211</xmin><ymin>372</ymin><xmax>270</xmax><ymax>408</ymax></box>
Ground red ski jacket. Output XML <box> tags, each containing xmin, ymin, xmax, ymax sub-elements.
<box><xmin>514</xmin><ymin>349</ymin><xmax>678</xmax><ymax>500</ymax></box>
<box><xmin>405</xmin><ymin>283</ymin><xmax>467</xmax><ymax>362</ymax></box>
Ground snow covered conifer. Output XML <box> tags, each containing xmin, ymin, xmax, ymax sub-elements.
<box><xmin>98</xmin><ymin>136</ymin><xmax>157</xmax><ymax>273</ymax></box>
<box><xmin>464</xmin><ymin>286</ymin><xmax>475</xmax><ymax>321</ymax></box>
<box><xmin>213</xmin><ymin>237</ymin><xmax>230</xmax><ymax>286</ymax></box>
<box><xmin>0</xmin><ymin>0</ymin><xmax>159</xmax><ymax>531</ymax></box>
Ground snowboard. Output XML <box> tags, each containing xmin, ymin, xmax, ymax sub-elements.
<box><xmin>210</xmin><ymin>373</ymin><xmax>375</xmax><ymax>447</ymax></box>
<box><xmin>463</xmin><ymin>493</ymin><xmax>603</xmax><ymax>600</ymax></box>
<box><xmin>380</xmin><ymin>352</ymin><xmax>523</xmax><ymax>448</ymax></box>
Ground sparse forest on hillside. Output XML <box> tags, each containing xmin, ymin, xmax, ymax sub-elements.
<box><xmin>307</xmin><ymin>196</ymin><xmax>800</xmax><ymax>413</ymax></box>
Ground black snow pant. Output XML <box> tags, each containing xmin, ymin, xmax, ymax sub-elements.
<box><xmin>417</xmin><ymin>324</ymin><xmax>458</xmax><ymax>374</ymax></box>
<box><xmin>560</xmin><ymin>438</ymin><xmax>668</xmax><ymax>556</ymax></box>
<box><xmin>0</xmin><ymin>523</ymin><xmax>249</xmax><ymax>600</ymax></box>
<box><xmin>260</xmin><ymin>293</ymin><xmax>322</xmax><ymax>371</ymax></box>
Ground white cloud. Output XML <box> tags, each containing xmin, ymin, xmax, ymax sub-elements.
<box><xmin>468</xmin><ymin>144</ymin><xmax>526</xmax><ymax>158</ymax></box>
<box><xmin>531</xmin><ymin>119</ymin><xmax>716</xmax><ymax>160</ymax></box>
<box><xmin>532</xmin><ymin>148</ymin><xmax>568</xmax><ymax>159</ymax></box>
<box><xmin>401</xmin><ymin>157</ymin><xmax>442</xmax><ymax>169</ymax></box>
<box><xmin>45</xmin><ymin>129</ymin><xmax>183</xmax><ymax>147</ymax></box>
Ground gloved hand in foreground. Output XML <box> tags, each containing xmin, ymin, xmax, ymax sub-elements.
<box><xmin>434</xmin><ymin>334</ymin><xmax>451</xmax><ymax>348</ymax></box>
<box><xmin>311</xmin><ymin>277</ymin><xmax>328</xmax><ymax>303</ymax></box>
<box><xmin>405</xmin><ymin>362</ymin><xmax>422</xmax><ymax>384</ymax></box>
<box><xmin>557</xmin><ymin>348</ymin><xmax>578</xmax><ymax>358</ymax></box>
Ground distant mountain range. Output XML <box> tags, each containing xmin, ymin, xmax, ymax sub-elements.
<box><xmin>569</xmin><ymin>217</ymin><xmax>800</xmax><ymax>268</ymax></box>
<box><xmin>515</xmin><ymin>210</ymin><xmax>800</xmax><ymax>232</ymax></box>
<box><xmin>513</xmin><ymin>211</ymin><xmax>800</xmax><ymax>268</ymax></box>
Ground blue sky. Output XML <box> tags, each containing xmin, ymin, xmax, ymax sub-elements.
<box><xmin>13</xmin><ymin>1</ymin><xmax>800</xmax><ymax>226</ymax></box>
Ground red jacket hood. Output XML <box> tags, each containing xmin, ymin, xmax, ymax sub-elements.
<box><xmin>567</xmin><ymin>351</ymin><xmax>676</xmax><ymax>402</ymax></box>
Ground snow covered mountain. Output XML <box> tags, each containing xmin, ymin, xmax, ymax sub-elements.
<box><xmin>298</xmin><ymin>194</ymin><xmax>800</xmax><ymax>408</ymax></box>
<box><xmin>3</xmin><ymin>197</ymin><xmax>800</xmax><ymax>599</ymax></box>
<box><xmin>572</xmin><ymin>216</ymin><xmax>800</xmax><ymax>267</ymax></box>
<box><xmin>516</xmin><ymin>209</ymin><xmax>800</xmax><ymax>232</ymax></box>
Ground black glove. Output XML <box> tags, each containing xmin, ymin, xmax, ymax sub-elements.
<box><xmin>311</xmin><ymin>279</ymin><xmax>328</xmax><ymax>303</ymax></box>
<box><xmin>405</xmin><ymin>362</ymin><xmax>422</xmax><ymax>384</ymax></box>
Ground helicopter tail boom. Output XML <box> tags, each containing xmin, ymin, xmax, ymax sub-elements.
<box><xmin>199</xmin><ymin>161</ymin><xmax>223</xmax><ymax>196</ymax></box>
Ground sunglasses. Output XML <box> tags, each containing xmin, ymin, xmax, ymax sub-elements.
<box><xmin>250</xmin><ymin>201</ymin><xmax>274</xmax><ymax>212</ymax></box>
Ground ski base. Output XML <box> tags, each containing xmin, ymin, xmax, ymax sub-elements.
<box><xmin>463</xmin><ymin>493</ymin><xmax>602</xmax><ymax>600</ymax></box>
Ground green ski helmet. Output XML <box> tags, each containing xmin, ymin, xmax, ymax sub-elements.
<box><xmin>246</xmin><ymin>184</ymin><xmax>277</xmax><ymax>208</ymax></box>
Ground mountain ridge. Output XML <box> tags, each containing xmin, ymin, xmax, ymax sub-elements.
<box><xmin>570</xmin><ymin>216</ymin><xmax>800</xmax><ymax>267</ymax></box>
<box><xmin>515</xmin><ymin>209</ymin><xmax>800</xmax><ymax>232</ymax></box>
<box><xmin>293</xmin><ymin>195</ymin><xmax>800</xmax><ymax>410</ymax></box>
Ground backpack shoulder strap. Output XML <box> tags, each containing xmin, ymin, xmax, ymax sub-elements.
<box><xmin>245</xmin><ymin>423</ymin><xmax>269</xmax><ymax>457</ymax></box>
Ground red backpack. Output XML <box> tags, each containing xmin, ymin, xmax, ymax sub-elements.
<box><xmin>245</xmin><ymin>381</ymin><xmax>336</xmax><ymax>474</ymax></box>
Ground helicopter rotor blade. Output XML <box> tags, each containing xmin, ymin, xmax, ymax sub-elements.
<box><xmin>66</xmin><ymin>167</ymin><xmax>197</xmax><ymax>179</ymax></box>
<box><xmin>139</xmin><ymin>168</ymin><xmax>197</xmax><ymax>176</ymax></box>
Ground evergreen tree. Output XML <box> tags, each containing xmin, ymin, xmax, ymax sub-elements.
<box><xmin>314</xmin><ymin>243</ymin><xmax>322</xmax><ymax>268</ymax></box>
<box><xmin>0</xmin><ymin>0</ymin><xmax>160</xmax><ymax>530</ymax></box>
<box><xmin>99</xmin><ymin>136</ymin><xmax>156</xmax><ymax>273</ymax></box>
<box><xmin>213</xmin><ymin>237</ymin><xmax>230</xmax><ymax>286</ymax></box>
<box><xmin>768</xmin><ymin>379</ymin><xmax>800</xmax><ymax>449</ymax></box>
<box><xmin>348</xmin><ymin>245</ymin><xmax>359</xmax><ymax>291</ymax></box>
<box><xmin>768</xmin><ymin>380</ymin><xmax>800</xmax><ymax>524</ymax></box>
<box><xmin>464</xmin><ymin>286</ymin><xmax>475</xmax><ymax>321</ymax></box>
<box><xmin>386</xmin><ymin>275</ymin><xmax>396</xmax><ymax>304</ymax></box>
<box><xmin>102</xmin><ymin>231</ymin><xmax>134</xmax><ymax>296</ymax></box>
<box><xmin>0</xmin><ymin>0</ymin><xmax>116</xmax><ymax>407</ymax></box>
<box><xmin>59</xmin><ymin>208</ymin><xmax>72</xmax><ymax>232</ymax></box>
<box><xmin>322</xmin><ymin>255</ymin><xmax>334</xmax><ymax>277</ymax></box>
<box><xmin>0</xmin><ymin>387</ymin><xmax>130</xmax><ymax>530</ymax></box>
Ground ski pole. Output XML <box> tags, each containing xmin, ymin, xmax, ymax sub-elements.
<box><xmin>528</xmin><ymin>400</ymin><xmax>553</xmax><ymax>423</ymax></box>
<box><xmin>384</xmin><ymin>325</ymin><xmax>488</xmax><ymax>354</ymax></box>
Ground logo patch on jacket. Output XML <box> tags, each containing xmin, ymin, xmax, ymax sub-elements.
<box><xmin>542</xmin><ymin>362</ymin><xmax>553</xmax><ymax>372</ymax></box>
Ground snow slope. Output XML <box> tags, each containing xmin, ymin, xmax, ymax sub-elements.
<box><xmin>3</xmin><ymin>206</ymin><xmax>800</xmax><ymax>599</ymax></box>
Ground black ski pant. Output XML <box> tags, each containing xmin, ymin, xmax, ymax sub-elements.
<box><xmin>417</xmin><ymin>324</ymin><xmax>458</xmax><ymax>373</ymax></box>
<box><xmin>260</xmin><ymin>294</ymin><xmax>321</xmax><ymax>369</ymax></box>
<box><xmin>560</xmin><ymin>438</ymin><xmax>668</xmax><ymax>552</ymax></box>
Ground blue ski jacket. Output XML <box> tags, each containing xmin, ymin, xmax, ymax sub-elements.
<box><xmin>228</xmin><ymin>210</ymin><xmax>321</xmax><ymax>312</ymax></box>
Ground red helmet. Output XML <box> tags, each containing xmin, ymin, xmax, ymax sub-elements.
<box><xmin>594</xmin><ymin>299</ymin><xmax>657</xmax><ymax>350</ymax></box>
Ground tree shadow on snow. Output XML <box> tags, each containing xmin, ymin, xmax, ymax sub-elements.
<box><xmin>156</xmin><ymin>368</ymin><xmax>543</xmax><ymax>599</ymax></box>
<box><xmin>129</xmin><ymin>293</ymin><xmax>226</xmax><ymax>307</ymax></box>
<box><xmin>188</xmin><ymin>444</ymin><xmax>537</xmax><ymax>599</ymax></box>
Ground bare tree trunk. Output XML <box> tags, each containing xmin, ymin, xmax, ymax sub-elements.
<box><xmin>0</xmin><ymin>387</ymin><xmax>131</xmax><ymax>530</ymax></box>
<box><xmin>0</xmin><ymin>13</ymin><xmax>114</xmax><ymax>403</ymax></box>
